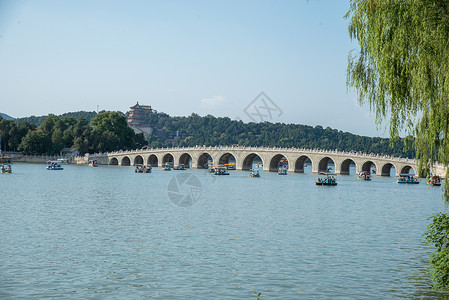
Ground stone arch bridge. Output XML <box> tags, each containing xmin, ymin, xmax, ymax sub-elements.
<box><xmin>88</xmin><ymin>146</ymin><xmax>420</xmax><ymax>176</ymax></box>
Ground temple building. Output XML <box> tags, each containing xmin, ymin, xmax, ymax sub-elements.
<box><xmin>127</xmin><ymin>102</ymin><xmax>152</xmax><ymax>126</ymax></box>
<box><xmin>127</xmin><ymin>102</ymin><xmax>153</xmax><ymax>136</ymax></box>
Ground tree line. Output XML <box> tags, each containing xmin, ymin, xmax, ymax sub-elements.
<box><xmin>0</xmin><ymin>112</ymin><xmax>145</xmax><ymax>155</ymax></box>
<box><xmin>0</xmin><ymin>110</ymin><xmax>415</xmax><ymax>158</ymax></box>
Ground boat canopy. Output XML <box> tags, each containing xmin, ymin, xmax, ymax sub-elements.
<box><xmin>399</xmin><ymin>173</ymin><xmax>415</xmax><ymax>177</ymax></box>
<box><xmin>319</xmin><ymin>172</ymin><xmax>336</xmax><ymax>176</ymax></box>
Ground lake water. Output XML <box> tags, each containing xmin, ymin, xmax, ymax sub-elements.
<box><xmin>1</xmin><ymin>163</ymin><xmax>449</xmax><ymax>299</ymax></box>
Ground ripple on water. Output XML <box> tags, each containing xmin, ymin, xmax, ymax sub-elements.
<box><xmin>0</xmin><ymin>164</ymin><xmax>449</xmax><ymax>299</ymax></box>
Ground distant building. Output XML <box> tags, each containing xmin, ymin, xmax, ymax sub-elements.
<box><xmin>127</xmin><ymin>102</ymin><xmax>154</xmax><ymax>136</ymax></box>
<box><xmin>60</xmin><ymin>148</ymin><xmax>80</xmax><ymax>158</ymax></box>
<box><xmin>127</xmin><ymin>102</ymin><xmax>152</xmax><ymax>127</ymax></box>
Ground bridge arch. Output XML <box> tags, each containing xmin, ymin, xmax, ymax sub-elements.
<box><xmin>294</xmin><ymin>155</ymin><xmax>312</xmax><ymax>173</ymax></box>
<box><xmin>242</xmin><ymin>153</ymin><xmax>264</xmax><ymax>171</ymax></box>
<box><xmin>179</xmin><ymin>153</ymin><xmax>192</xmax><ymax>168</ymax></box>
<box><xmin>162</xmin><ymin>153</ymin><xmax>174</xmax><ymax>165</ymax></box>
<box><xmin>318</xmin><ymin>157</ymin><xmax>335</xmax><ymax>173</ymax></box>
<box><xmin>197</xmin><ymin>152</ymin><xmax>213</xmax><ymax>169</ymax></box>
<box><xmin>269</xmin><ymin>154</ymin><xmax>288</xmax><ymax>172</ymax></box>
<box><xmin>361</xmin><ymin>161</ymin><xmax>377</xmax><ymax>174</ymax></box>
<box><xmin>400</xmin><ymin>165</ymin><xmax>415</xmax><ymax>174</ymax></box>
<box><xmin>121</xmin><ymin>156</ymin><xmax>131</xmax><ymax>166</ymax></box>
<box><xmin>109</xmin><ymin>157</ymin><xmax>118</xmax><ymax>165</ymax></box>
<box><xmin>380</xmin><ymin>163</ymin><xmax>397</xmax><ymax>176</ymax></box>
<box><xmin>134</xmin><ymin>155</ymin><xmax>144</xmax><ymax>165</ymax></box>
<box><xmin>339</xmin><ymin>158</ymin><xmax>356</xmax><ymax>175</ymax></box>
<box><xmin>147</xmin><ymin>154</ymin><xmax>158</xmax><ymax>167</ymax></box>
<box><xmin>218</xmin><ymin>152</ymin><xmax>237</xmax><ymax>167</ymax></box>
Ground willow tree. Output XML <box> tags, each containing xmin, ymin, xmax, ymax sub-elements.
<box><xmin>346</xmin><ymin>0</ymin><xmax>449</xmax><ymax>196</ymax></box>
<box><xmin>346</xmin><ymin>0</ymin><xmax>449</xmax><ymax>289</ymax></box>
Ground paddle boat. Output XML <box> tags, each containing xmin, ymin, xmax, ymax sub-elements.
<box><xmin>278</xmin><ymin>166</ymin><xmax>288</xmax><ymax>175</ymax></box>
<box><xmin>214</xmin><ymin>165</ymin><xmax>229</xmax><ymax>175</ymax></box>
<box><xmin>316</xmin><ymin>173</ymin><xmax>337</xmax><ymax>186</ymax></box>
<box><xmin>249</xmin><ymin>169</ymin><xmax>260</xmax><ymax>177</ymax></box>
<box><xmin>47</xmin><ymin>161</ymin><xmax>64</xmax><ymax>170</ymax></box>
<box><xmin>225</xmin><ymin>163</ymin><xmax>236</xmax><ymax>170</ymax></box>
<box><xmin>57</xmin><ymin>158</ymin><xmax>69</xmax><ymax>164</ymax></box>
<box><xmin>174</xmin><ymin>164</ymin><xmax>186</xmax><ymax>170</ymax></box>
<box><xmin>208</xmin><ymin>164</ymin><xmax>220</xmax><ymax>173</ymax></box>
<box><xmin>88</xmin><ymin>160</ymin><xmax>98</xmax><ymax>167</ymax></box>
<box><xmin>358</xmin><ymin>171</ymin><xmax>371</xmax><ymax>181</ymax></box>
<box><xmin>162</xmin><ymin>162</ymin><xmax>172</xmax><ymax>171</ymax></box>
<box><xmin>135</xmin><ymin>164</ymin><xmax>152</xmax><ymax>173</ymax></box>
<box><xmin>0</xmin><ymin>156</ymin><xmax>11</xmax><ymax>164</ymax></box>
<box><xmin>0</xmin><ymin>156</ymin><xmax>12</xmax><ymax>174</ymax></box>
<box><xmin>427</xmin><ymin>174</ymin><xmax>441</xmax><ymax>186</ymax></box>
<box><xmin>397</xmin><ymin>174</ymin><xmax>419</xmax><ymax>184</ymax></box>
<box><xmin>1</xmin><ymin>163</ymin><xmax>12</xmax><ymax>174</ymax></box>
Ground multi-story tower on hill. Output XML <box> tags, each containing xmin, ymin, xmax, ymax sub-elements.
<box><xmin>127</xmin><ymin>102</ymin><xmax>153</xmax><ymax>136</ymax></box>
<box><xmin>127</xmin><ymin>102</ymin><xmax>152</xmax><ymax>126</ymax></box>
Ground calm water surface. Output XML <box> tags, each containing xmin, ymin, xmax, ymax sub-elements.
<box><xmin>1</xmin><ymin>163</ymin><xmax>449</xmax><ymax>299</ymax></box>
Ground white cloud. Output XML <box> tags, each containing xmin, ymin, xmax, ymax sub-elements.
<box><xmin>200</xmin><ymin>95</ymin><xmax>226</xmax><ymax>108</ymax></box>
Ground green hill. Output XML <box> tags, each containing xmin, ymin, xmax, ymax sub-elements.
<box><xmin>145</xmin><ymin>111</ymin><xmax>415</xmax><ymax>158</ymax></box>
<box><xmin>0</xmin><ymin>113</ymin><xmax>14</xmax><ymax>120</ymax></box>
<box><xmin>15</xmin><ymin>111</ymin><xmax>100</xmax><ymax>126</ymax></box>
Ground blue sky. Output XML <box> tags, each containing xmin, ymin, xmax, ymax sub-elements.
<box><xmin>0</xmin><ymin>0</ymin><xmax>389</xmax><ymax>137</ymax></box>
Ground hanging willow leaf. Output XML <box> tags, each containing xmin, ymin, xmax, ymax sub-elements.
<box><xmin>346</xmin><ymin>0</ymin><xmax>449</xmax><ymax>202</ymax></box>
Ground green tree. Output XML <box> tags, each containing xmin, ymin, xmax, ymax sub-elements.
<box><xmin>424</xmin><ymin>213</ymin><xmax>449</xmax><ymax>290</ymax></box>
<box><xmin>8</xmin><ymin>122</ymin><xmax>36</xmax><ymax>151</ymax></box>
<box><xmin>0</xmin><ymin>118</ymin><xmax>16</xmax><ymax>151</ymax></box>
<box><xmin>90</xmin><ymin>112</ymin><xmax>143</xmax><ymax>152</ymax></box>
<box><xmin>18</xmin><ymin>130</ymin><xmax>52</xmax><ymax>155</ymax></box>
<box><xmin>40</xmin><ymin>115</ymin><xmax>58</xmax><ymax>134</ymax></box>
<box><xmin>72</xmin><ymin>117</ymin><xmax>92</xmax><ymax>154</ymax></box>
<box><xmin>346</xmin><ymin>0</ymin><xmax>449</xmax><ymax>289</ymax></box>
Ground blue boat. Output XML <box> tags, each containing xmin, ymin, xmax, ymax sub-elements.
<box><xmin>47</xmin><ymin>161</ymin><xmax>64</xmax><ymax>170</ymax></box>
<box><xmin>135</xmin><ymin>164</ymin><xmax>152</xmax><ymax>173</ymax></box>
<box><xmin>214</xmin><ymin>165</ymin><xmax>229</xmax><ymax>175</ymax></box>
